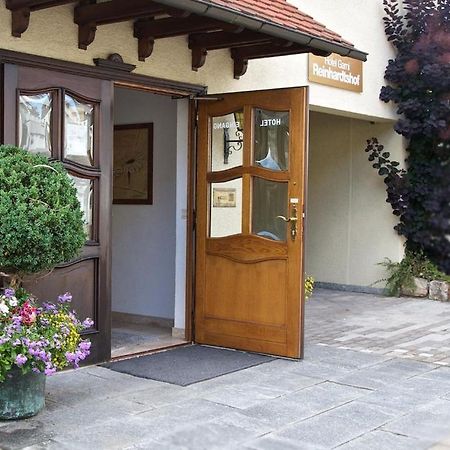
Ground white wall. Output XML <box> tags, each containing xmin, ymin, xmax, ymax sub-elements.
<box><xmin>306</xmin><ymin>112</ymin><xmax>405</xmax><ymax>287</ymax></box>
<box><xmin>112</xmin><ymin>88</ymin><xmax>177</xmax><ymax>319</ymax></box>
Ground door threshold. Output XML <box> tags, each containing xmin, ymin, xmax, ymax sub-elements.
<box><xmin>109</xmin><ymin>341</ymin><xmax>192</xmax><ymax>362</ymax></box>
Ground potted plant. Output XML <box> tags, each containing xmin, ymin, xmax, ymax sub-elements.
<box><xmin>0</xmin><ymin>145</ymin><xmax>90</xmax><ymax>419</ymax></box>
<box><xmin>0</xmin><ymin>289</ymin><xmax>92</xmax><ymax>419</ymax></box>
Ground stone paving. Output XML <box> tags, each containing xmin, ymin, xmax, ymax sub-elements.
<box><xmin>307</xmin><ymin>289</ymin><xmax>450</xmax><ymax>365</ymax></box>
<box><xmin>1</xmin><ymin>289</ymin><xmax>450</xmax><ymax>449</ymax></box>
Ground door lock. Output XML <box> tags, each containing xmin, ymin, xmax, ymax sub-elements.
<box><xmin>276</xmin><ymin>201</ymin><xmax>299</xmax><ymax>241</ymax></box>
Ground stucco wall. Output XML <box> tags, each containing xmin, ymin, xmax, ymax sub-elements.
<box><xmin>306</xmin><ymin>112</ymin><xmax>405</xmax><ymax>287</ymax></box>
<box><xmin>0</xmin><ymin>0</ymin><xmax>396</xmax><ymax>121</ymax></box>
<box><xmin>112</xmin><ymin>88</ymin><xmax>177</xmax><ymax>319</ymax></box>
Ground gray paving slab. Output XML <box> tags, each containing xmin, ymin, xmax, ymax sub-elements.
<box><xmin>244</xmin><ymin>435</ymin><xmax>327</xmax><ymax>450</ymax></box>
<box><xmin>382</xmin><ymin>398</ymin><xmax>450</xmax><ymax>443</ymax></box>
<box><xmin>338</xmin><ymin>430</ymin><xmax>432</xmax><ymax>450</ymax></box>
<box><xmin>273</xmin><ymin>401</ymin><xmax>398</xmax><ymax>448</ymax></box>
<box><xmin>241</xmin><ymin>381</ymin><xmax>370</xmax><ymax>428</ymax></box>
<box><xmin>332</xmin><ymin>357</ymin><xmax>437</xmax><ymax>390</ymax></box>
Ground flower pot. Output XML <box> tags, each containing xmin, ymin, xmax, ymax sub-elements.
<box><xmin>0</xmin><ymin>368</ymin><xmax>46</xmax><ymax>420</ymax></box>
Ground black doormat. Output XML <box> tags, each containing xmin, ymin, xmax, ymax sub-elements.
<box><xmin>102</xmin><ymin>345</ymin><xmax>275</xmax><ymax>386</ymax></box>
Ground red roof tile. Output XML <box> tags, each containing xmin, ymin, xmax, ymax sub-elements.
<box><xmin>203</xmin><ymin>0</ymin><xmax>354</xmax><ymax>48</ymax></box>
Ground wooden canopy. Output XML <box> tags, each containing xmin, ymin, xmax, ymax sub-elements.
<box><xmin>5</xmin><ymin>0</ymin><xmax>367</xmax><ymax>79</ymax></box>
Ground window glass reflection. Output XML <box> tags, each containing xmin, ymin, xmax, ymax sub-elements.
<box><xmin>64</xmin><ymin>94</ymin><xmax>94</xmax><ymax>166</ymax></box>
<box><xmin>252</xmin><ymin>177</ymin><xmax>288</xmax><ymax>241</ymax></box>
<box><xmin>19</xmin><ymin>93</ymin><xmax>52</xmax><ymax>156</ymax></box>
<box><xmin>211</xmin><ymin>111</ymin><xmax>244</xmax><ymax>171</ymax></box>
<box><xmin>254</xmin><ymin>109</ymin><xmax>289</xmax><ymax>171</ymax></box>
<box><xmin>69</xmin><ymin>175</ymin><xmax>93</xmax><ymax>240</ymax></box>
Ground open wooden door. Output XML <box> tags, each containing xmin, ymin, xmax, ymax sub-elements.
<box><xmin>2</xmin><ymin>64</ymin><xmax>113</xmax><ymax>364</ymax></box>
<box><xmin>195</xmin><ymin>88</ymin><xmax>308</xmax><ymax>358</ymax></box>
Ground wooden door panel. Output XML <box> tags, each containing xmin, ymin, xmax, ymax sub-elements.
<box><xmin>200</xmin><ymin>319</ymin><xmax>287</xmax><ymax>343</ymax></box>
<box><xmin>195</xmin><ymin>88</ymin><xmax>307</xmax><ymax>358</ymax></box>
<box><xmin>204</xmin><ymin>256</ymin><xmax>287</xmax><ymax>326</ymax></box>
<box><xmin>206</xmin><ymin>235</ymin><xmax>287</xmax><ymax>263</ymax></box>
<box><xmin>199</xmin><ymin>331</ymin><xmax>288</xmax><ymax>356</ymax></box>
<box><xmin>24</xmin><ymin>258</ymin><xmax>98</xmax><ymax>324</ymax></box>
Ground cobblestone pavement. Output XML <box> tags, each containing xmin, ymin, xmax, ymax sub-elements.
<box><xmin>1</xmin><ymin>289</ymin><xmax>450</xmax><ymax>449</ymax></box>
<box><xmin>306</xmin><ymin>289</ymin><xmax>450</xmax><ymax>365</ymax></box>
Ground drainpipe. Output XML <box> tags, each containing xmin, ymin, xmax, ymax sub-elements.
<box><xmin>154</xmin><ymin>0</ymin><xmax>368</xmax><ymax>61</ymax></box>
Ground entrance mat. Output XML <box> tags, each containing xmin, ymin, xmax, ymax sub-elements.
<box><xmin>102</xmin><ymin>345</ymin><xmax>275</xmax><ymax>386</ymax></box>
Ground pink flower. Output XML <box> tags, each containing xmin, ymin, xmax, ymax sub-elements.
<box><xmin>20</xmin><ymin>301</ymin><xmax>37</xmax><ymax>325</ymax></box>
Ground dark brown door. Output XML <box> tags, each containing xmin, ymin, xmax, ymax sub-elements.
<box><xmin>2</xmin><ymin>64</ymin><xmax>113</xmax><ymax>363</ymax></box>
<box><xmin>195</xmin><ymin>88</ymin><xmax>307</xmax><ymax>358</ymax></box>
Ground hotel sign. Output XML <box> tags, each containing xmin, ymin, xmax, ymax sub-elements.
<box><xmin>308</xmin><ymin>53</ymin><xmax>363</xmax><ymax>93</ymax></box>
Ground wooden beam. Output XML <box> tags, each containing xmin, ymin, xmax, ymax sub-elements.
<box><xmin>74</xmin><ymin>0</ymin><xmax>187</xmax><ymax>26</ymax></box>
<box><xmin>189</xmin><ymin>30</ymin><xmax>273</xmax><ymax>51</ymax></box>
<box><xmin>6</xmin><ymin>0</ymin><xmax>74</xmax><ymax>10</ymax></box>
<box><xmin>188</xmin><ymin>30</ymin><xmax>294</xmax><ymax>71</ymax></box>
<box><xmin>5</xmin><ymin>0</ymin><xmax>75</xmax><ymax>37</ymax></box>
<box><xmin>134</xmin><ymin>16</ymin><xmax>241</xmax><ymax>40</ymax></box>
<box><xmin>134</xmin><ymin>16</ymin><xmax>242</xmax><ymax>62</ymax></box>
<box><xmin>231</xmin><ymin>44</ymin><xmax>331</xmax><ymax>79</ymax></box>
<box><xmin>231</xmin><ymin>43</ymin><xmax>329</xmax><ymax>60</ymax></box>
<box><xmin>74</xmin><ymin>0</ymin><xmax>189</xmax><ymax>50</ymax></box>
<box><xmin>191</xmin><ymin>47</ymin><xmax>208</xmax><ymax>71</ymax></box>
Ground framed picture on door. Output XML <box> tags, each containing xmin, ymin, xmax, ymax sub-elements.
<box><xmin>113</xmin><ymin>123</ymin><xmax>153</xmax><ymax>204</ymax></box>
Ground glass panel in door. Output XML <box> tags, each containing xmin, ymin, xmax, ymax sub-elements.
<box><xmin>254</xmin><ymin>109</ymin><xmax>289</xmax><ymax>171</ymax></box>
<box><xmin>209</xmin><ymin>178</ymin><xmax>243</xmax><ymax>237</ymax></box>
<box><xmin>252</xmin><ymin>177</ymin><xmax>288</xmax><ymax>241</ymax></box>
<box><xmin>18</xmin><ymin>92</ymin><xmax>53</xmax><ymax>156</ymax></box>
<box><xmin>211</xmin><ymin>110</ymin><xmax>244</xmax><ymax>171</ymax></box>
<box><xmin>68</xmin><ymin>174</ymin><xmax>94</xmax><ymax>240</ymax></box>
<box><xmin>64</xmin><ymin>94</ymin><xmax>94</xmax><ymax>166</ymax></box>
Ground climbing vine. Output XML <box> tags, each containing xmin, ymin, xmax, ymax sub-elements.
<box><xmin>365</xmin><ymin>0</ymin><xmax>450</xmax><ymax>273</ymax></box>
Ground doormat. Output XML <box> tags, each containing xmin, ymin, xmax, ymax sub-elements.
<box><xmin>102</xmin><ymin>345</ymin><xmax>275</xmax><ymax>386</ymax></box>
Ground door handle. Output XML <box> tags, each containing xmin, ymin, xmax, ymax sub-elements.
<box><xmin>276</xmin><ymin>215</ymin><xmax>298</xmax><ymax>223</ymax></box>
<box><xmin>276</xmin><ymin>202</ymin><xmax>299</xmax><ymax>240</ymax></box>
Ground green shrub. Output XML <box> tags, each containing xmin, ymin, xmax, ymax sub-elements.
<box><xmin>379</xmin><ymin>250</ymin><xmax>450</xmax><ymax>297</ymax></box>
<box><xmin>0</xmin><ymin>146</ymin><xmax>86</xmax><ymax>285</ymax></box>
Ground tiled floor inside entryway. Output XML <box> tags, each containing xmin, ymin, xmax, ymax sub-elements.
<box><xmin>111</xmin><ymin>321</ymin><xmax>186</xmax><ymax>358</ymax></box>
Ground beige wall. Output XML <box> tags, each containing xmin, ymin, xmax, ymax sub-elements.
<box><xmin>0</xmin><ymin>0</ymin><xmax>395</xmax><ymax>121</ymax></box>
<box><xmin>306</xmin><ymin>112</ymin><xmax>404</xmax><ymax>287</ymax></box>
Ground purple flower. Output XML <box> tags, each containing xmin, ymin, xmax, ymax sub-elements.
<box><xmin>79</xmin><ymin>340</ymin><xmax>91</xmax><ymax>353</ymax></box>
<box><xmin>82</xmin><ymin>318</ymin><xmax>94</xmax><ymax>329</ymax></box>
<box><xmin>65</xmin><ymin>352</ymin><xmax>77</xmax><ymax>363</ymax></box>
<box><xmin>58</xmin><ymin>292</ymin><xmax>72</xmax><ymax>303</ymax></box>
<box><xmin>44</xmin><ymin>364</ymin><xmax>56</xmax><ymax>376</ymax></box>
<box><xmin>4</xmin><ymin>288</ymin><xmax>15</xmax><ymax>298</ymax></box>
<box><xmin>15</xmin><ymin>354</ymin><xmax>27</xmax><ymax>367</ymax></box>
<box><xmin>42</xmin><ymin>302</ymin><xmax>57</xmax><ymax>313</ymax></box>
